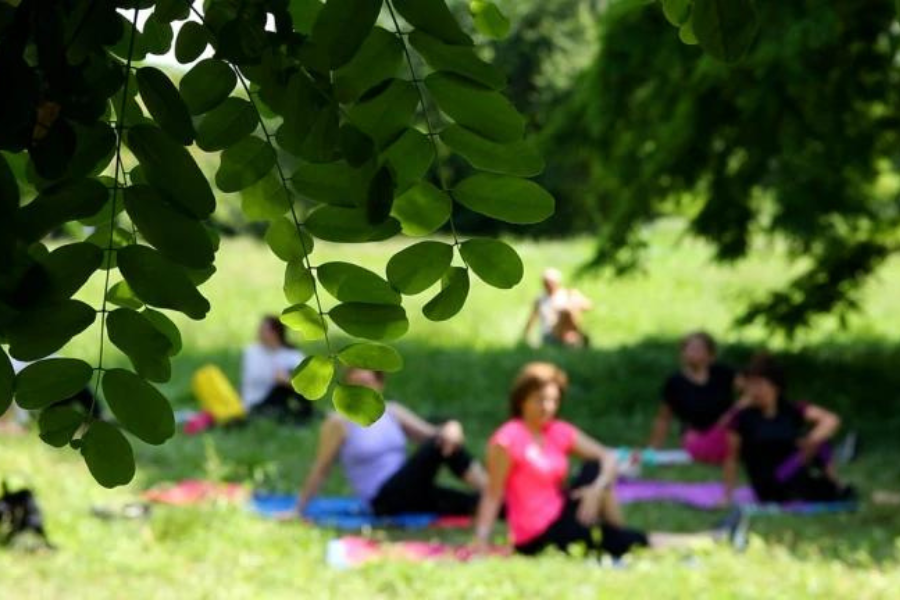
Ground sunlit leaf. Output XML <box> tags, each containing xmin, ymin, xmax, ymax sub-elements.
<box><xmin>332</xmin><ymin>383</ymin><xmax>385</xmax><ymax>426</ymax></box>
<box><xmin>265</xmin><ymin>216</ymin><xmax>314</xmax><ymax>261</ymax></box>
<box><xmin>291</xmin><ymin>355</ymin><xmax>334</xmax><ymax>400</ymax></box>
<box><xmin>423</xmin><ymin>266</ymin><xmax>469</xmax><ymax>321</ymax></box>
<box><xmin>459</xmin><ymin>238</ymin><xmax>523</xmax><ymax>289</ymax></box>
<box><xmin>408</xmin><ymin>30</ymin><xmax>506</xmax><ymax>90</ymax></box>
<box><xmin>386</xmin><ymin>240</ymin><xmax>453</xmax><ymax>295</ymax></box>
<box><xmin>391</xmin><ymin>181</ymin><xmax>451</xmax><ymax>236</ymax></box>
<box><xmin>284</xmin><ymin>261</ymin><xmax>315</xmax><ymax>305</ymax></box>
<box><xmin>317</xmin><ymin>262</ymin><xmax>401</xmax><ymax>305</ymax></box>
<box><xmin>334</xmin><ymin>27</ymin><xmax>403</xmax><ymax>103</ymax></box>
<box><xmin>347</xmin><ymin>79</ymin><xmax>419</xmax><ymax>148</ymax></box>
<box><xmin>329</xmin><ymin>303</ymin><xmax>409</xmax><ymax>340</ymax></box>
<box><xmin>382</xmin><ymin>129</ymin><xmax>435</xmax><ymax>190</ymax></box>
<box><xmin>281</xmin><ymin>304</ymin><xmax>327</xmax><ymax>341</ymax></box>
<box><xmin>393</xmin><ymin>0</ymin><xmax>472</xmax><ymax>45</ymax></box>
<box><xmin>337</xmin><ymin>342</ymin><xmax>403</xmax><ymax>372</ymax></box>
<box><xmin>470</xmin><ymin>0</ymin><xmax>510</xmax><ymax>40</ymax></box>
<box><xmin>441</xmin><ymin>125</ymin><xmax>543</xmax><ymax>177</ymax></box>
<box><xmin>453</xmin><ymin>173</ymin><xmax>554</xmax><ymax>224</ymax></box>
<box><xmin>425</xmin><ymin>73</ymin><xmax>524</xmax><ymax>142</ymax></box>
<box><xmin>305</xmin><ymin>206</ymin><xmax>401</xmax><ymax>243</ymax></box>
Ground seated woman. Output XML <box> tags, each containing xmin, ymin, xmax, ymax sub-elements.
<box><xmin>474</xmin><ymin>362</ymin><xmax>727</xmax><ymax>559</ymax></box>
<box><xmin>724</xmin><ymin>353</ymin><xmax>855</xmax><ymax>505</ymax></box>
<box><xmin>241</xmin><ymin>316</ymin><xmax>311</xmax><ymax>423</ymax></box>
<box><xmin>645</xmin><ymin>331</ymin><xmax>739</xmax><ymax>464</ymax></box>
<box><xmin>295</xmin><ymin>368</ymin><xmax>486</xmax><ymax>517</ymax></box>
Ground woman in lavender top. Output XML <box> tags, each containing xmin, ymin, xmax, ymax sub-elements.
<box><xmin>294</xmin><ymin>368</ymin><xmax>486</xmax><ymax>516</ymax></box>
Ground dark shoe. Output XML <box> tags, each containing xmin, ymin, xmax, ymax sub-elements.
<box><xmin>716</xmin><ymin>508</ymin><xmax>750</xmax><ymax>552</ymax></box>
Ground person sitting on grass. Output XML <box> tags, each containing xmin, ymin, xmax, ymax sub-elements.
<box><xmin>642</xmin><ymin>332</ymin><xmax>742</xmax><ymax>465</ymax></box>
<box><xmin>723</xmin><ymin>353</ymin><xmax>856</xmax><ymax>505</ymax></box>
<box><xmin>241</xmin><ymin>315</ymin><xmax>311</xmax><ymax>423</ymax></box>
<box><xmin>474</xmin><ymin>362</ymin><xmax>744</xmax><ymax>559</ymax></box>
<box><xmin>522</xmin><ymin>268</ymin><xmax>593</xmax><ymax>348</ymax></box>
<box><xmin>294</xmin><ymin>368</ymin><xmax>487</xmax><ymax>517</ymax></box>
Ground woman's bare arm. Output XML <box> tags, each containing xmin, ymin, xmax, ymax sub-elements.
<box><xmin>571</xmin><ymin>430</ymin><xmax>618</xmax><ymax>491</ymax></box>
<box><xmin>647</xmin><ymin>404</ymin><xmax>673</xmax><ymax>449</ymax></box>
<box><xmin>474</xmin><ymin>443</ymin><xmax>510</xmax><ymax>547</ymax></box>
<box><xmin>800</xmin><ymin>403</ymin><xmax>841</xmax><ymax>456</ymax></box>
<box><xmin>388</xmin><ymin>401</ymin><xmax>439</xmax><ymax>443</ymax></box>
<box><xmin>296</xmin><ymin>415</ymin><xmax>345</xmax><ymax>513</ymax></box>
<box><xmin>722</xmin><ymin>432</ymin><xmax>741</xmax><ymax>505</ymax></box>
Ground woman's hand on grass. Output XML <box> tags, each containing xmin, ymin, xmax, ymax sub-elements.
<box><xmin>571</xmin><ymin>485</ymin><xmax>604</xmax><ymax>526</ymax></box>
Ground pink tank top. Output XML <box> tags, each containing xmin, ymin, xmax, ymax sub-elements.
<box><xmin>490</xmin><ymin>419</ymin><xmax>578</xmax><ymax>545</ymax></box>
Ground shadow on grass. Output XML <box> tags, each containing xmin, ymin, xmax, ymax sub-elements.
<box><xmin>132</xmin><ymin>335</ymin><xmax>900</xmax><ymax>565</ymax></box>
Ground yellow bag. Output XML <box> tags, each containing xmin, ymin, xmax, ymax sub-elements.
<box><xmin>192</xmin><ymin>365</ymin><xmax>246</xmax><ymax>423</ymax></box>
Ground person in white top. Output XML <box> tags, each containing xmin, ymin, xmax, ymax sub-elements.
<box><xmin>240</xmin><ymin>316</ymin><xmax>309</xmax><ymax>423</ymax></box>
<box><xmin>522</xmin><ymin>268</ymin><xmax>593</xmax><ymax>348</ymax></box>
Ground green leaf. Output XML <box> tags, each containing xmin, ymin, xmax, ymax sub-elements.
<box><xmin>310</xmin><ymin>0</ymin><xmax>382</xmax><ymax>69</ymax></box>
<box><xmin>106</xmin><ymin>309</ymin><xmax>173</xmax><ymax>383</ymax></box>
<box><xmin>80</xmin><ymin>420</ymin><xmax>136</xmax><ymax>488</ymax></box>
<box><xmin>441</xmin><ymin>125</ymin><xmax>543</xmax><ymax>177</ymax></box>
<box><xmin>275</xmin><ymin>74</ymin><xmax>319</xmax><ymax>155</ymax></box>
<box><xmin>329</xmin><ymin>303</ymin><xmax>409</xmax><ymax>340</ymax></box>
<box><xmin>179</xmin><ymin>58</ymin><xmax>237</xmax><ymax>115</ymax></box>
<box><xmin>18</xmin><ymin>178</ymin><xmax>107</xmax><ymax>243</ymax></box>
<box><xmin>391</xmin><ymin>181</ymin><xmax>451</xmax><ymax>236</ymax></box>
<box><xmin>216</xmin><ymin>136</ymin><xmax>276</xmax><ymax>193</ymax></box>
<box><xmin>333</xmin><ymin>384</ymin><xmax>385</xmax><ymax>426</ymax></box>
<box><xmin>142</xmin><ymin>308</ymin><xmax>182</xmax><ymax>356</ymax></box>
<box><xmin>280</xmin><ymin>304</ymin><xmax>327</xmax><ymax>341</ymax></box>
<box><xmin>692</xmin><ymin>0</ymin><xmax>758</xmax><ymax>63</ymax></box>
<box><xmin>470</xmin><ymin>0</ymin><xmax>510</xmax><ymax>40</ymax></box>
<box><xmin>155</xmin><ymin>0</ymin><xmax>190</xmax><ymax>23</ymax></box>
<box><xmin>32</xmin><ymin>242</ymin><xmax>104</xmax><ymax>304</ymax></box>
<box><xmin>291</xmin><ymin>355</ymin><xmax>334</xmax><ymax>400</ymax></box>
<box><xmin>102</xmin><ymin>368</ymin><xmax>175</xmax><ymax>445</ymax></box>
<box><xmin>334</xmin><ymin>28</ymin><xmax>404</xmax><ymax>103</ymax></box>
<box><xmin>0</xmin><ymin>348</ymin><xmax>14</xmax><ymax>415</ymax></box>
<box><xmin>142</xmin><ymin>14</ymin><xmax>173</xmax><ymax>55</ymax></box>
<box><xmin>125</xmin><ymin>124</ymin><xmax>216</xmax><ymax>219</ymax></box>
<box><xmin>423</xmin><ymin>266</ymin><xmax>469</xmax><ymax>321</ymax></box>
<box><xmin>38</xmin><ymin>406</ymin><xmax>84</xmax><ymax>448</ymax></box>
<box><xmin>174</xmin><ymin>20</ymin><xmax>209</xmax><ymax>64</ymax></box>
<box><xmin>242</xmin><ymin>172</ymin><xmax>289</xmax><ymax>221</ymax></box>
<box><xmin>289</xmin><ymin>0</ymin><xmax>323</xmax><ymax>34</ymax></box>
<box><xmin>195</xmin><ymin>98</ymin><xmax>258</xmax><ymax>152</ymax></box>
<box><xmin>106</xmin><ymin>281</ymin><xmax>143</xmax><ymax>310</ymax></box>
<box><xmin>679</xmin><ymin>20</ymin><xmax>698</xmax><ymax>45</ymax></box>
<box><xmin>117</xmin><ymin>245</ymin><xmax>210</xmax><ymax>320</ymax></box>
<box><xmin>408</xmin><ymin>30</ymin><xmax>505</xmax><ymax>90</ymax></box>
<box><xmin>386</xmin><ymin>240</ymin><xmax>454</xmax><ymax>295</ymax></box>
<box><xmin>290</xmin><ymin>161</ymin><xmax>369</xmax><ymax>207</ymax></box>
<box><xmin>7</xmin><ymin>301</ymin><xmax>97</xmax><ymax>362</ymax></box>
<box><xmin>393</xmin><ymin>0</ymin><xmax>472</xmax><ymax>45</ymax></box>
<box><xmin>453</xmin><ymin>174</ymin><xmax>554</xmax><ymax>224</ymax></box>
<box><xmin>14</xmin><ymin>358</ymin><xmax>94</xmax><ymax>410</ymax></box>
<box><xmin>284</xmin><ymin>261</ymin><xmax>315</xmax><ymax>305</ymax></box>
<box><xmin>366</xmin><ymin>165</ymin><xmax>394</xmax><ymax>224</ymax></box>
<box><xmin>339</xmin><ymin>125</ymin><xmax>376</xmax><ymax>167</ymax></box>
<box><xmin>124</xmin><ymin>185</ymin><xmax>215</xmax><ymax>269</ymax></box>
<box><xmin>337</xmin><ymin>342</ymin><xmax>403</xmax><ymax>372</ymax></box>
<box><xmin>317</xmin><ymin>262</ymin><xmax>401</xmax><ymax>305</ymax></box>
<box><xmin>305</xmin><ymin>206</ymin><xmax>401</xmax><ymax>243</ymax></box>
<box><xmin>426</xmin><ymin>73</ymin><xmax>524</xmax><ymax>143</ymax></box>
<box><xmin>135</xmin><ymin>67</ymin><xmax>194</xmax><ymax>145</ymax></box>
<box><xmin>662</xmin><ymin>0</ymin><xmax>692</xmax><ymax>26</ymax></box>
<box><xmin>79</xmin><ymin>180</ymin><xmax>123</xmax><ymax>227</ymax></box>
<box><xmin>347</xmin><ymin>79</ymin><xmax>420</xmax><ymax>148</ymax></box>
<box><xmin>459</xmin><ymin>238</ymin><xmax>523</xmax><ymax>289</ymax></box>
<box><xmin>298</xmin><ymin>103</ymin><xmax>340</xmax><ymax>163</ymax></box>
<box><xmin>86</xmin><ymin>225</ymin><xmax>131</xmax><ymax>270</ymax></box>
<box><xmin>382</xmin><ymin>129</ymin><xmax>435</xmax><ymax>190</ymax></box>
<box><xmin>265</xmin><ymin>217</ymin><xmax>314</xmax><ymax>262</ymax></box>
<box><xmin>66</xmin><ymin>122</ymin><xmax>117</xmax><ymax>180</ymax></box>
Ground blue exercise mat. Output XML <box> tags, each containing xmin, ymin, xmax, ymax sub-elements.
<box><xmin>251</xmin><ymin>493</ymin><xmax>439</xmax><ymax>529</ymax></box>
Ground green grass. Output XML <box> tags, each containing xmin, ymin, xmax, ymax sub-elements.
<box><xmin>2</xmin><ymin>225</ymin><xmax>900</xmax><ymax>598</ymax></box>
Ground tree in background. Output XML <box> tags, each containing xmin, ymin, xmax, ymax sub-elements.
<box><xmin>546</xmin><ymin>0</ymin><xmax>900</xmax><ymax>333</ymax></box>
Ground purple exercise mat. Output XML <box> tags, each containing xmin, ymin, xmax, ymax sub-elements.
<box><xmin>614</xmin><ymin>480</ymin><xmax>756</xmax><ymax>509</ymax></box>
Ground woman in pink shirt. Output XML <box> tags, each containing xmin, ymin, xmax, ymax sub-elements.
<box><xmin>474</xmin><ymin>362</ymin><xmax>735</xmax><ymax>558</ymax></box>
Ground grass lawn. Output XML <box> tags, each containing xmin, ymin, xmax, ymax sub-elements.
<box><xmin>2</xmin><ymin>224</ymin><xmax>900</xmax><ymax>598</ymax></box>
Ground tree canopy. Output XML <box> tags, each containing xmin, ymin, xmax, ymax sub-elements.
<box><xmin>546</xmin><ymin>0</ymin><xmax>900</xmax><ymax>333</ymax></box>
<box><xmin>0</xmin><ymin>0</ymin><xmax>550</xmax><ymax>486</ymax></box>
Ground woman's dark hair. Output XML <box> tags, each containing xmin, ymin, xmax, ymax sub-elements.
<box><xmin>742</xmin><ymin>352</ymin><xmax>786</xmax><ymax>391</ymax></box>
<box><xmin>262</xmin><ymin>315</ymin><xmax>293</xmax><ymax>348</ymax></box>
<box><xmin>681</xmin><ymin>330</ymin><xmax>717</xmax><ymax>355</ymax></box>
<box><xmin>509</xmin><ymin>362</ymin><xmax>569</xmax><ymax>418</ymax></box>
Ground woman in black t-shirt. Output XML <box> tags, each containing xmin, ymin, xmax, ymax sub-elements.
<box><xmin>645</xmin><ymin>332</ymin><xmax>740</xmax><ymax>464</ymax></box>
<box><xmin>724</xmin><ymin>354</ymin><xmax>853</xmax><ymax>504</ymax></box>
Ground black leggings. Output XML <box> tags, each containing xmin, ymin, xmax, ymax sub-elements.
<box><xmin>371</xmin><ymin>437</ymin><xmax>479</xmax><ymax>517</ymax></box>
<box><xmin>515</xmin><ymin>461</ymin><xmax>649</xmax><ymax>559</ymax></box>
<box><xmin>250</xmin><ymin>384</ymin><xmax>313</xmax><ymax>423</ymax></box>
